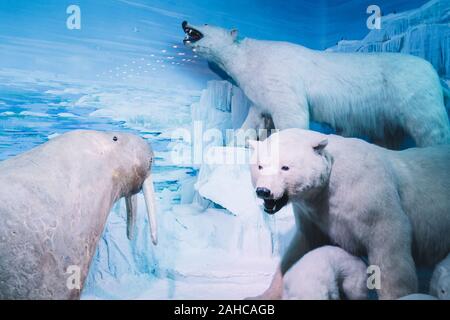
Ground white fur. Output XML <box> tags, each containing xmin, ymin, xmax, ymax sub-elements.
<box><xmin>430</xmin><ymin>253</ymin><xmax>450</xmax><ymax>300</ymax></box>
<box><xmin>398</xmin><ymin>294</ymin><xmax>438</xmax><ymax>300</ymax></box>
<box><xmin>283</xmin><ymin>246</ymin><xmax>368</xmax><ymax>300</ymax></box>
<box><xmin>185</xmin><ymin>23</ymin><xmax>450</xmax><ymax>147</ymax></box>
<box><xmin>250</xmin><ymin>129</ymin><xmax>450</xmax><ymax>299</ymax></box>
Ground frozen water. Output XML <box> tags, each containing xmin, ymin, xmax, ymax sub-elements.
<box><xmin>190</xmin><ymin>80</ymin><xmax>251</xmax><ymax>156</ymax></box>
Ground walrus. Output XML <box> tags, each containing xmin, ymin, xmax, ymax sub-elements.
<box><xmin>0</xmin><ymin>130</ymin><xmax>158</xmax><ymax>299</ymax></box>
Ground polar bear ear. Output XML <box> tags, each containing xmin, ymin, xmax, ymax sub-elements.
<box><xmin>313</xmin><ymin>139</ymin><xmax>328</xmax><ymax>154</ymax></box>
<box><xmin>230</xmin><ymin>29</ymin><xmax>239</xmax><ymax>41</ymax></box>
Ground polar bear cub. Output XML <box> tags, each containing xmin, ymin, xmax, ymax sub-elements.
<box><xmin>430</xmin><ymin>253</ymin><xmax>450</xmax><ymax>300</ymax></box>
<box><xmin>283</xmin><ymin>246</ymin><xmax>368</xmax><ymax>300</ymax></box>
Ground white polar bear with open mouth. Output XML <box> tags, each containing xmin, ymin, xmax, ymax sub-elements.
<box><xmin>182</xmin><ymin>22</ymin><xmax>450</xmax><ymax>148</ymax></box>
<box><xmin>249</xmin><ymin>129</ymin><xmax>450</xmax><ymax>299</ymax></box>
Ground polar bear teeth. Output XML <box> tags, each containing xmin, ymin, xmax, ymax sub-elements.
<box><xmin>264</xmin><ymin>199</ymin><xmax>276</xmax><ymax>210</ymax></box>
<box><xmin>183</xmin><ymin>26</ymin><xmax>203</xmax><ymax>42</ymax></box>
<box><xmin>263</xmin><ymin>193</ymin><xmax>289</xmax><ymax>214</ymax></box>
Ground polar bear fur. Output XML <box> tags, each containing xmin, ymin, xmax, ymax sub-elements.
<box><xmin>283</xmin><ymin>246</ymin><xmax>367</xmax><ymax>300</ymax></box>
<box><xmin>398</xmin><ymin>294</ymin><xmax>438</xmax><ymax>300</ymax></box>
<box><xmin>182</xmin><ymin>22</ymin><xmax>450</xmax><ymax>148</ymax></box>
<box><xmin>429</xmin><ymin>253</ymin><xmax>450</xmax><ymax>299</ymax></box>
<box><xmin>249</xmin><ymin>129</ymin><xmax>450</xmax><ymax>299</ymax></box>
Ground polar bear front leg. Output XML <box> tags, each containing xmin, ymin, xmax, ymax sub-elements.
<box><xmin>236</xmin><ymin>105</ymin><xmax>272</xmax><ymax>146</ymax></box>
<box><xmin>268</xmin><ymin>94</ymin><xmax>310</xmax><ymax>130</ymax></box>
<box><xmin>367</xmin><ymin>216</ymin><xmax>418</xmax><ymax>299</ymax></box>
<box><xmin>271</xmin><ymin>111</ymin><xmax>309</xmax><ymax>131</ymax></box>
<box><xmin>241</xmin><ymin>105</ymin><xmax>261</xmax><ymax>131</ymax></box>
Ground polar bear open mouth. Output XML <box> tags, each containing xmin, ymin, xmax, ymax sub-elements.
<box><xmin>263</xmin><ymin>193</ymin><xmax>289</xmax><ymax>215</ymax></box>
<box><xmin>182</xmin><ymin>21</ymin><xmax>203</xmax><ymax>43</ymax></box>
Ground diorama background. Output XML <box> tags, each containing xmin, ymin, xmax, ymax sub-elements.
<box><xmin>0</xmin><ymin>0</ymin><xmax>448</xmax><ymax>299</ymax></box>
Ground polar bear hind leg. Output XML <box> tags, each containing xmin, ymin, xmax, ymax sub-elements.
<box><xmin>397</xmin><ymin>65</ymin><xmax>450</xmax><ymax>147</ymax></box>
<box><xmin>402</xmin><ymin>102</ymin><xmax>450</xmax><ymax>147</ymax></box>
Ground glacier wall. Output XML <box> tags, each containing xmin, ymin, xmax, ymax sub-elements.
<box><xmin>190</xmin><ymin>80</ymin><xmax>295</xmax><ymax>257</ymax></box>
<box><xmin>328</xmin><ymin>0</ymin><xmax>450</xmax><ymax>81</ymax></box>
<box><xmin>191</xmin><ymin>80</ymin><xmax>251</xmax><ymax>138</ymax></box>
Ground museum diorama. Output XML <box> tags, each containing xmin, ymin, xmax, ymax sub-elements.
<box><xmin>0</xmin><ymin>0</ymin><xmax>449</xmax><ymax>301</ymax></box>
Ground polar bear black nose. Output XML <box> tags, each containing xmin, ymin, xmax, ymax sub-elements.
<box><xmin>256</xmin><ymin>187</ymin><xmax>272</xmax><ymax>199</ymax></box>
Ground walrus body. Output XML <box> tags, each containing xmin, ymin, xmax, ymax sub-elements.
<box><xmin>0</xmin><ymin>130</ymin><xmax>158</xmax><ymax>299</ymax></box>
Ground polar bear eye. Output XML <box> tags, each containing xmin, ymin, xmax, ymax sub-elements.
<box><xmin>258</xmin><ymin>165</ymin><xmax>263</xmax><ymax>170</ymax></box>
<box><xmin>281</xmin><ymin>166</ymin><xmax>289</xmax><ymax>171</ymax></box>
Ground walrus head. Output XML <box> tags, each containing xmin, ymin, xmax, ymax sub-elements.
<box><xmin>63</xmin><ymin>130</ymin><xmax>159</xmax><ymax>245</ymax></box>
<box><xmin>105</xmin><ymin>131</ymin><xmax>159</xmax><ymax>245</ymax></box>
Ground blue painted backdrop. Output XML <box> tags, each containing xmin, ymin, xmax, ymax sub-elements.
<box><xmin>0</xmin><ymin>0</ymin><xmax>428</xmax><ymax>83</ymax></box>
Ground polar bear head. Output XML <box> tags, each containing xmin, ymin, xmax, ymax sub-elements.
<box><xmin>249</xmin><ymin>129</ymin><xmax>332</xmax><ymax>214</ymax></box>
<box><xmin>182</xmin><ymin>21</ymin><xmax>238</xmax><ymax>61</ymax></box>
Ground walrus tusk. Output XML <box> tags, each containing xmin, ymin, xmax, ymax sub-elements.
<box><xmin>142</xmin><ymin>175</ymin><xmax>158</xmax><ymax>245</ymax></box>
<box><xmin>125</xmin><ymin>195</ymin><xmax>137</xmax><ymax>240</ymax></box>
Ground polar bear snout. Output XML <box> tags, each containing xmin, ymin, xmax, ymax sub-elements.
<box><xmin>256</xmin><ymin>187</ymin><xmax>272</xmax><ymax>199</ymax></box>
<box><xmin>255</xmin><ymin>188</ymin><xmax>289</xmax><ymax>215</ymax></box>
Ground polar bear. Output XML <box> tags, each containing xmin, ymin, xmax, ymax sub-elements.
<box><xmin>249</xmin><ymin>129</ymin><xmax>450</xmax><ymax>299</ymax></box>
<box><xmin>182</xmin><ymin>22</ymin><xmax>450</xmax><ymax>148</ymax></box>
<box><xmin>283</xmin><ymin>246</ymin><xmax>368</xmax><ymax>300</ymax></box>
<box><xmin>430</xmin><ymin>253</ymin><xmax>450</xmax><ymax>300</ymax></box>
